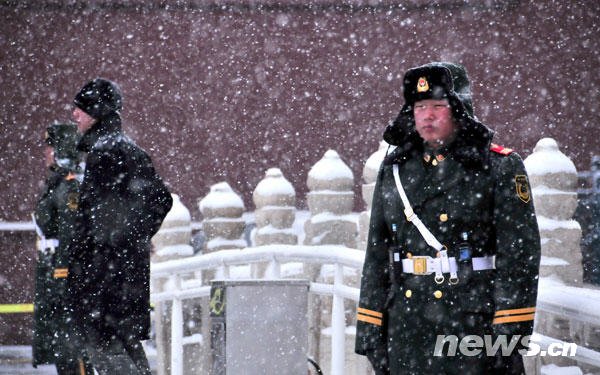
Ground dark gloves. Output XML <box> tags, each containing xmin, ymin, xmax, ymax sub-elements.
<box><xmin>366</xmin><ymin>346</ymin><xmax>390</xmax><ymax>375</ymax></box>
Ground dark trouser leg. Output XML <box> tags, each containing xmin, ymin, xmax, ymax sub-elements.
<box><xmin>55</xmin><ymin>358</ymin><xmax>94</xmax><ymax>375</ymax></box>
<box><xmin>124</xmin><ymin>339</ymin><xmax>152</xmax><ymax>375</ymax></box>
<box><xmin>85</xmin><ymin>336</ymin><xmax>142</xmax><ymax>375</ymax></box>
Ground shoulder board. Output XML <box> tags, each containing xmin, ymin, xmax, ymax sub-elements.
<box><xmin>490</xmin><ymin>143</ymin><xmax>513</xmax><ymax>156</ymax></box>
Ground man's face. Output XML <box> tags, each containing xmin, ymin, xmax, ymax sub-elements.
<box><xmin>44</xmin><ymin>145</ymin><xmax>54</xmax><ymax>168</ymax></box>
<box><xmin>414</xmin><ymin>99</ymin><xmax>457</xmax><ymax>148</ymax></box>
<box><xmin>72</xmin><ymin>107</ymin><xmax>97</xmax><ymax>133</ymax></box>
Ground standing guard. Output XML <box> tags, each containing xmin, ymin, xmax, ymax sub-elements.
<box><xmin>355</xmin><ymin>62</ymin><xmax>541</xmax><ymax>374</ymax></box>
<box><xmin>33</xmin><ymin>122</ymin><xmax>93</xmax><ymax>374</ymax></box>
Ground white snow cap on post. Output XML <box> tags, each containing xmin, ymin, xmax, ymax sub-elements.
<box><xmin>199</xmin><ymin>182</ymin><xmax>245</xmax><ymax>215</ymax></box>
<box><xmin>524</xmin><ymin>138</ymin><xmax>576</xmax><ymax>176</ymax></box>
<box><xmin>254</xmin><ymin>168</ymin><xmax>296</xmax><ymax>199</ymax></box>
<box><xmin>308</xmin><ymin>150</ymin><xmax>354</xmax><ymax>191</ymax></box>
<box><xmin>199</xmin><ymin>182</ymin><xmax>246</xmax><ymax>252</ymax></box>
<box><xmin>253</xmin><ymin>168</ymin><xmax>297</xmax><ymax>247</ymax></box>
<box><xmin>151</xmin><ymin>194</ymin><xmax>194</xmax><ymax>261</ymax></box>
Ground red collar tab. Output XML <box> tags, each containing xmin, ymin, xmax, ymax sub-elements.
<box><xmin>490</xmin><ymin>143</ymin><xmax>513</xmax><ymax>155</ymax></box>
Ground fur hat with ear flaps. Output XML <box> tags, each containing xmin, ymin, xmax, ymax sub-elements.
<box><xmin>383</xmin><ymin>62</ymin><xmax>494</xmax><ymax>169</ymax></box>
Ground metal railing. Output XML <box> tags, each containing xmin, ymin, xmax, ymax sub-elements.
<box><xmin>150</xmin><ymin>245</ymin><xmax>364</xmax><ymax>375</ymax></box>
<box><xmin>535</xmin><ymin>280</ymin><xmax>600</xmax><ymax>367</ymax></box>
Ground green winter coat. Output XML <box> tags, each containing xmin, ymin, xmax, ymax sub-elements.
<box><xmin>355</xmin><ymin>63</ymin><xmax>541</xmax><ymax>375</ymax></box>
<box><xmin>33</xmin><ymin>165</ymin><xmax>80</xmax><ymax>366</ymax></box>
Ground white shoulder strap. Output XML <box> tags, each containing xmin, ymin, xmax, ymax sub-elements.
<box><xmin>31</xmin><ymin>213</ymin><xmax>47</xmax><ymax>250</ymax></box>
<box><xmin>392</xmin><ymin>164</ymin><xmax>444</xmax><ymax>251</ymax></box>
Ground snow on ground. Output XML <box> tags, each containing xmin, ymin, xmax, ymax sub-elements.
<box><xmin>0</xmin><ymin>344</ymin><xmax>157</xmax><ymax>375</ymax></box>
<box><xmin>540</xmin><ymin>364</ymin><xmax>583</xmax><ymax>375</ymax></box>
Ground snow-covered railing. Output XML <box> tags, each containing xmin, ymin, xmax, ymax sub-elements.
<box><xmin>151</xmin><ymin>246</ymin><xmax>600</xmax><ymax>374</ymax></box>
<box><xmin>535</xmin><ymin>278</ymin><xmax>600</xmax><ymax>367</ymax></box>
<box><xmin>0</xmin><ymin>221</ymin><xmax>35</xmax><ymax>231</ymax></box>
<box><xmin>150</xmin><ymin>245</ymin><xmax>364</xmax><ymax>375</ymax></box>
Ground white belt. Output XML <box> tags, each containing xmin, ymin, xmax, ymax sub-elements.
<box><xmin>472</xmin><ymin>255</ymin><xmax>496</xmax><ymax>271</ymax></box>
<box><xmin>401</xmin><ymin>255</ymin><xmax>495</xmax><ymax>282</ymax></box>
<box><xmin>36</xmin><ymin>238</ymin><xmax>59</xmax><ymax>252</ymax></box>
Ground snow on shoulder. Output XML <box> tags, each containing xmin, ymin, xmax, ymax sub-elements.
<box><xmin>524</xmin><ymin>138</ymin><xmax>576</xmax><ymax>176</ymax></box>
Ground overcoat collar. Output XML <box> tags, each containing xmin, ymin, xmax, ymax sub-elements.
<box><xmin>397</xmin><ymin>152</ymin><xmax>469</xmax><ymax>210</ymax></box>
<box><xmin>77</xmin><ymin>113</ymin><xmax>122</xmax><ymax>153</ymax></box>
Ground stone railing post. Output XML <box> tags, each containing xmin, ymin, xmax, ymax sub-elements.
<box><xmin>198</xmin><ymin>182</ymin><xmax>246</xmax><ymax>253</ymax></box>
<box><xmin>252</xmin><ymin>168</ymin><xmax>298</xmax><ymax>277</ymax></box>
<box><xmin>304</xmin><ymin>150</ymin><xmax>357</xmax><ymax>248</ymax></box>
<box><xmin>196</xmin><ymin>183</ymin><xmax>246</xmax><ymax>374</ymax></box>
<box><xmin>524</xmin><ymin>138</ymin><xmax>584</xmax><ymax>370</ymax></box>
<box><xmin>524</xmin><ymin>138</ymin><xmax>582</xmax><ymax>285</ymax></box>
<box><xmin>253</xmin><ymin>168</ymin><xmax>297</xmax><ymax>246</ymax></box>
<box><xmin>303</xmin><ymin>150</ymin><xmax>363</xmax><ymax>374</ymax></box>
<box><xmin>358</xmin><ymin>141</ymin><xmax>388</xmax><ymax>251</ymax></box>
<box><xmin>152</xmin><ymin>194</ymin><xmax>194</xmax><ymax>262</ymax></box>
<box><xmin>150</xmin><ymin>194</ymin><xmax>194</xmax><ymax>375</ymax></box>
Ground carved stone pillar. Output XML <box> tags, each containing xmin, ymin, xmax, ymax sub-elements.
<box><xmin>198</xmin><ymin>182</ymin><xmax>246</xmax><ymax>252</ymax></box>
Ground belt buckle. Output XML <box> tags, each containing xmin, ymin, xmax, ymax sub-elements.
<box><xmin>404</xmin><ymin>207</ymin><xmax>416</xmax><ymax>222</ymax></box>
<box><xmin>412</xmin><ymin>256</ymin><xmax>429</xmax><ymax>275</ymax></box>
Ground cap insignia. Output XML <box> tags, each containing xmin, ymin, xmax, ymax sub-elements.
<box><xmin>417</xmin><ymin>77</ymin><xmax>429</xmax><ymax>93</ymax></box>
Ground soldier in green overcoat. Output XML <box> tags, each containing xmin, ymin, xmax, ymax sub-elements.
<box><xmin>355</xmin><ymin>62</ymin><xmax>541</xmax><ymax>374</ymax></box>
<box><xmin>33</xmin><ymin>122</ymin><xmax>93</xmax><ymax>374</ymax></box>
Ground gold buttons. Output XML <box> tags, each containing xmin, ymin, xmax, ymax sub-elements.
<box><xmin>439</xmin><ymin>213</ymin><xmax>448</xmax><ymax>222</ymax></box>
<box><xmin>405</xmin><ymin>290</ymin><xmax>412</xmax><ymax>298</ymax></box>
<box><xmin>434</xmin><ymin>290</ymin><xmax>443</xmax><ymax>299</ymax></box>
